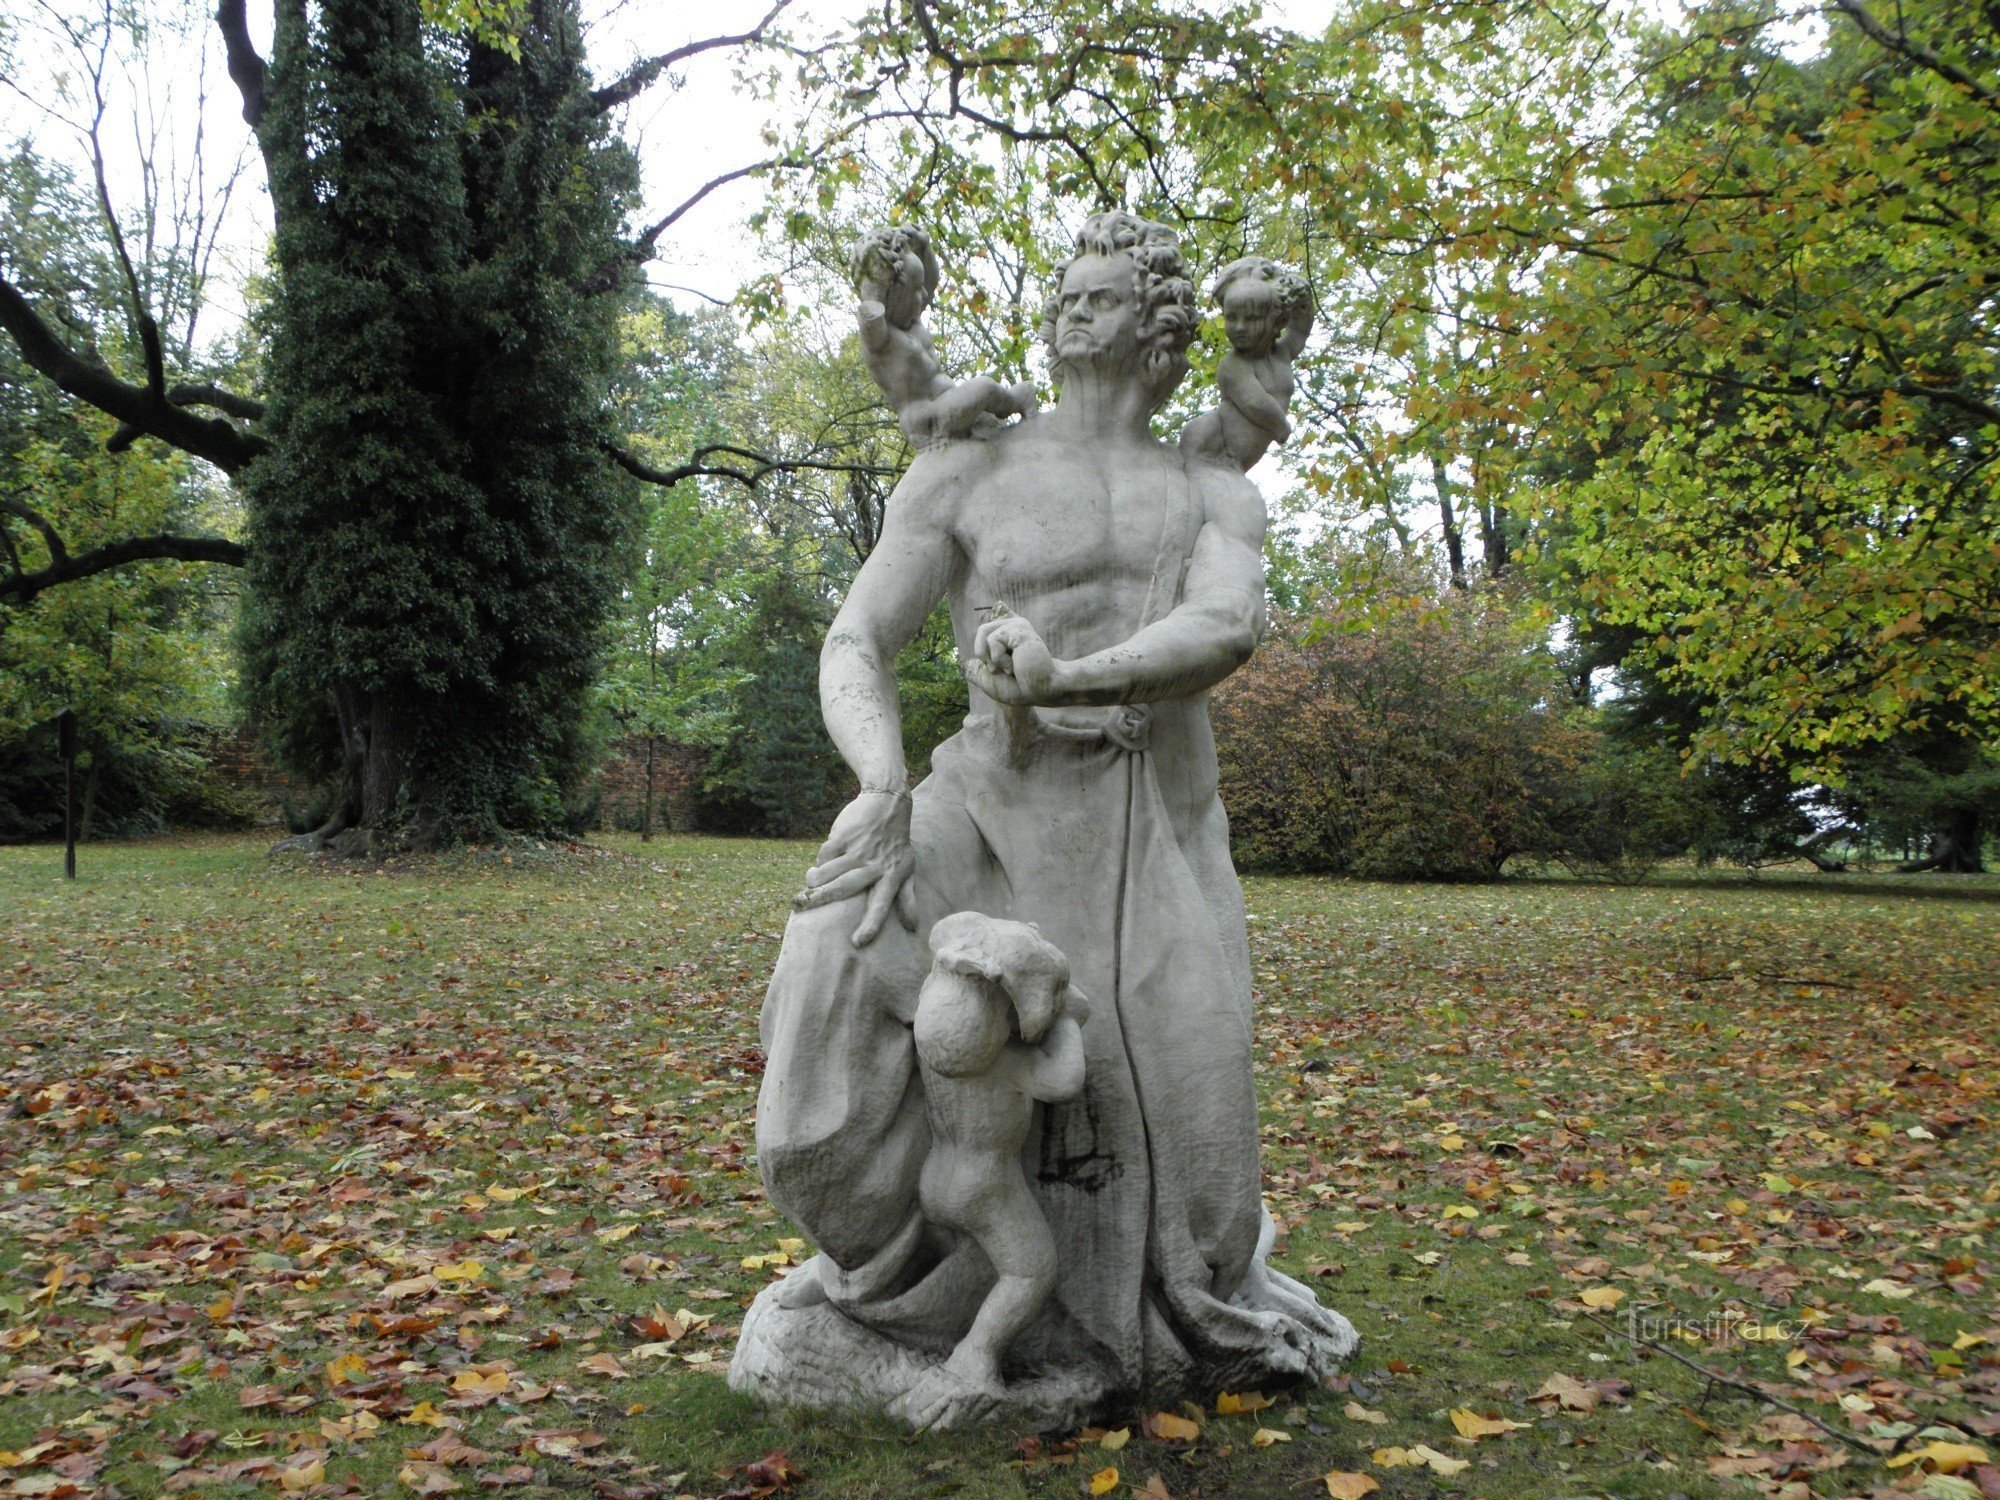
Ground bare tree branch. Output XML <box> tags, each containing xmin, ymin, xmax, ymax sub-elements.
<box><xmin>0</xmin><ymin>529</ymin><xmax>247</xmax><ymax>606</ymax></box>
<box><xmin>604</xmin><ymin>439</ymin><xmax>899</xmax><ymax>491</ymax></box>
<box><xmin>1830</xmin><ymin>0</ymin><xmax>1998</xmax><ymax>107</ymax></box>
<box><xmin>0</xmin><ymin>499</ymin><xmax>69</xmax><ymax>565</ymax></box>
<box><xmin>590</xmin><ymin>0</ymin><xmax>792</xmax><ymax>114</ymax></box>
<box><xmin>167</xmin><ymin>381</ymin><xmax>266</xmax><ymax>420</ymax></box>
<box><xmin>631</xmin><ymin>159</ymin><xmax>790</xmax><ymax>260</ymax></box>
<box><xmin>215</xmin><ymin>0</ymin><xmax>269</xmax><ymax>128</ymax></box>
<box><xmin>0</xmin><ymin>272</ymin><xmax>266</xmax><ymax>473</ymax></box>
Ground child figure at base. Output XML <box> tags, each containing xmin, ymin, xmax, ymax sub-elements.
<box><xmin>852</xmin><ymin>225</ymin><xmax>1037</xmax><ymax>450</ymax></box>
<box><xmin>1182</xmin><ymin>256</ymin><xmax>1314</xmax><ymax>471</ymax></box>
<box><xmin>888</xmin><ymin>911</ymin><xmax>1089</xmax><ymax>1428</ymax></box>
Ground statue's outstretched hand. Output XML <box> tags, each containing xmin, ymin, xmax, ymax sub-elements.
<box><xmin>964</xmin><ymin>606</ymin><xmax>1069</xmax><ymax>706</ymax></box>
<box><xmin>793</xmin><ymin>791</ymin><xmax>919</xmax><ymax>948</ymax></box>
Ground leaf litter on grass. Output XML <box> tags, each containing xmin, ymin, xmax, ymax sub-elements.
<box><xmin>0</xmin><ymin>836</ymin><xmax>1995</xmax><ymax>1498</ymax></box>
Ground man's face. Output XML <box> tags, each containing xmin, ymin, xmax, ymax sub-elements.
<box><xmin>1053</xmin><ymin>253</ymin><xmax>1144</xmax><ymax>374</ymax></box>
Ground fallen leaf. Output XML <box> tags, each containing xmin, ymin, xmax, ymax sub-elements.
<box><xmin>1250</xmin><ymin>1427</ymin><xmax>1290</xmax><ymax>1446</ymax></box>
<box><xmin>1217</xmin><ymin>1390</ymin><xmax>1274</xmax><ymax>1415</ymax></box>
<box><xmin>1886</xmin><ymin>1441</ymin><xmax>1990</xmax><ymax>1473</ymax></box>
<box><xmin>1451</xmin><ymin>1407</ymin><xmax>1530</xmax><ymax>1439</ymax></box>
<box><xmin>1088</xmin><ymin>1468</ymin><xmax>1119</xmax><ymax>1496</ymax></box>
<box><xmin>1578</xmin><ymin>1286</ymin><xmax>1624</xmax><ymax>1310</ymax></box>
<box><xmin>1343</xmin><ymin>1400</ymin><xmax>1389</xmax><ymax>1425</ymax></box>
<box><xmin>1322</xmin><ymin>1474</ymin><xmax>1379</xmax><ymax>1500</ymax></box>
<box><xmin>1530</xmin><ymin>1373</ymin><xmax>1601</xmax><ymax>1412</ymax></box>
<box><xmin>1147</xmin><ymin>1412</ymin><xmax>1200</xmax><ymax>1443</ymax></box>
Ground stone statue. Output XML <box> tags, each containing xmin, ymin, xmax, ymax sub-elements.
<box><xmin>893</xmin><ymin>913</ymin><xmax>1090</xmax><ymax>1427</ymax></box>
<box><xmin>851</xmin><ymin>224</ymin><xmax>1037</xmax><ymax>449</ymax></box>
<box><xmin>729</xmin><ymin>211</ymin><xmax>1354</xmax><ymax>1429</ymax></box>
<box><xmin>1180</xmin><ymin>256</ymin><xmax>1315</xmax><ymax>472</ymax></box>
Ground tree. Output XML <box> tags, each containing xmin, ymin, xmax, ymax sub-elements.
<box><xmin>0</xmin><ymin>149</ymin><xmax>241</xmax><ymax>840</ymax></box>
<box><xmin>789</xmin><ymin>0</ymin><xmax>1995</xmax><ymax>785</ymax></box>
<box><xmin>1212</xmin><ymin>543</ymin><xmax>1589</xmax><ymax>878</ymax></box>
<box><xmin>0</xmin><ymin>0</ymin><xmax>823</xmax><ymax>851</ymax></box>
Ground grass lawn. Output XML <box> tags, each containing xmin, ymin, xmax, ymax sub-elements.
<box><xmin>1</xmin><ymin>832</ymin><xmax>1996</xmax><ymax>1499</ymax></box>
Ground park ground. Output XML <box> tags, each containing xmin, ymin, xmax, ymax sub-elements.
<box><xmin>1</xmin><ymin>833</ymin><xmax>1996</xmax><ymax>1500</ymax></box>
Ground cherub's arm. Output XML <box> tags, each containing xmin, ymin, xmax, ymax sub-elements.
<box><xmin>1019</xmin><ymin>1016</ymin><xmax>1087</xmax><ymax>1104</ymax></box>
<box><xmin>856</xmin><ymin>299</ymin><xmax>893</xmax><ymax>355</ymax></box>
<box><xmin>1277</xmin><ymin>297</ymin><xmax>1316</xmax><ymax>361</ymax></box>
<box><xmin>1217</xmin><ymin>353</ymin><xmax>1290</xmax><ymax>433</ymax></box>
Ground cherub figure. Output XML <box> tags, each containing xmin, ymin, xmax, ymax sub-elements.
<box><xmin>852</xmin><ymin>225</ymin><xmax>1037</xmax><ymax>450</ymax></box>
<box><xmin>887</xmin><ymin>911</ymin><xmax>1090</xmax><ymax>1428</ymax></box>
<box><xmin>1181</xmin><ymin>256</ymin><xmax>1314</xmax><ymax>472</ymax></box>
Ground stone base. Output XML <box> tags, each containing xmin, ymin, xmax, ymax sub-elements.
<box><xmin>728</xmin><ymin>1260</ymin><xmax>1359</xmax><ymax>1431</ymax></box>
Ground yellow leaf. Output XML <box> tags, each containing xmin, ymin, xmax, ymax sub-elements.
<box><xmin>326</xmin><ymin>1351</ymin><xmax>368</xmax><ymax>1386</ymax></box>
<box><xmin>1251</xmin><ymin>1427</ymin><xmax>1290</xmax><ymax>1446</ymax></box>
<box><xmin>280</xmin><ymin>1458</ymin><xmax>324</xmax><ymax>1491</ymax></box>
<box><xmin>1885</xmin><ymin>1440</ymin><xmax>1990</xmax><ymax>1473</ymax></box>
<box><xmin>1216</xmin><ymin>1390</ymin><xmax>1273</xmax><ymax>1414</ymax></box>
<box><xmin>1149</xmin><ymin>1412</ymin><xmax>1200</xmax><ymax>1442</ymax></box>
<box><xmin>401</xmin><ymin>1401</ymin><xmax>450</xmax><ymax>1428</ymax></box>
<box><xmin>1099</xmin><ymin>1428</ymin><xmax>1130</xmax><ymax>1451</ymax></box>
<box><xmin>1371</xmin><ymin>1447</ymin><xmax>1414</xmax><ymax>1468</ymax></box>
<box><xmin>777</xmin><ymin>1237</ymin><xmax>805</xmax><ymax>1254</ymax></box>
<box><xmin>450</xmin><ymin>1369</ymin><xmax>510</xmax><ymax>1394</ymax></box>
<box><xmin>206</xmin><ymin>1294</ymin><xmax>235</xmax><ymax>1323</ymax></box>
<box><xmin>1953</xmin><ymin>1331</ymin><xmax>1989</xmax><ymax>1351</ymax></box>
<box><xmin>1578</xmin><ymin>1286</ymin><xmax>1624</xmax><ymax>1310</ymax></box>
<box><xmin>1343</xmin><ymin>1400</ymin><xmax>1389</xmax><ymax>1425</ymax></box>
<box><xmin>1323</xmin><ymin>1474</ymin><xmax>1379</xmax><ymax>1500</ymax></box>
<box><xmin>596</xmin><ymin>1222</ymin><xmax>640</xmax><ymax>1244</ymax></box>
<box><xmin>1411</xmin><ymin>1444</ymin><xmax>1471</xmax><ymax>1475</ymax></box>
<box><xmin>1862</xmin><ymin>1277</ymin><xmax>1913</xmax><ymax>1299</ymax></box>
<box><xmin>1786</xmin><ymin>1348</ymin><xmax>1808</xmax><ymax>1368</ymax></box>
<box><xmin>1763</xmin><ymin>1172</ymin><xmax>1793</xmax><ymax>1193</ymax></box>
<box><xmin>432</xmin><ymin>1260</ymin><xmax>484</xmax><ymax>1283</ymax></box>
<box><xmin>1451</xmin><ymin>1407</ymin><xmax>1528</xmax><ymax>1439</ymax></box>
<box><xmin>1441</xmin><ymin>1205</ymin><xmax>1479</xmax><ymax>1220</ymax></box>
<box><xmin>1088</xmin><ymin>1466</ymin><xmax>1120</xmax><ymax>1495</ymax></box>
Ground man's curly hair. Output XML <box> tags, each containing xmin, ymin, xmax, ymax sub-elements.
<box><xmin>1041</xmin><ymin>211</ymin><xmax>1196</xmax><ymax>411</ymax></box>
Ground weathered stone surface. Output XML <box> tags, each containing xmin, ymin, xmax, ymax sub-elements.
<box><xmin>728</xmin><ymin>210</ymin><xmax>1354</xmax><ymax>1428</ymax></box>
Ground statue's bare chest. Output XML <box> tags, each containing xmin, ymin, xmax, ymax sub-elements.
<box><xmin>952</xmin><ymin>444</ymin><xmax>1197</xmax><ymax>605</ymax></box>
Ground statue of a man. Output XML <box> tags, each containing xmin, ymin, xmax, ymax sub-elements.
<box><xmin>730</xmin><ymin>211</ymin><xmax>1355</xmax><ymax>1428</ymax></box>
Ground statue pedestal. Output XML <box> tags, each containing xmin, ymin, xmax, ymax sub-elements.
<box><xmin>730</xmin><ymin>1286</ymin><xmax>1097</xmax><ymax>1430</ymax></box>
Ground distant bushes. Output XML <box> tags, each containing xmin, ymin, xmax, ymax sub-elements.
<box><xmin>1214</xmin><ymin>574</ymin><xmax>1593</xmax><ymax>878</ymax></box>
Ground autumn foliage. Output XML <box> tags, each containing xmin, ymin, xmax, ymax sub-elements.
<box><xmin>1215</xmin><ymin>580</ymin><xmax>1588</xmax><ymax>879</ymax></box>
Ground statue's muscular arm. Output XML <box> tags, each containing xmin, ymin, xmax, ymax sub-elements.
<box><xmin>970</xmin><ymin>463</ymin><xmax>1267</xmax><ymax>708</ymax></box>
<box><xmin>795</xmin><ymin>449</ymin><xmax>967</xmax><ymax>946</ymax></box>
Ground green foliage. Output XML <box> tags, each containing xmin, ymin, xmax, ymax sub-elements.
<box><xmin>0</xmin><ymin>152</ymin><xmax>241</xmax><ymax>840</ymax></box>
<box><xmin>239</xmin><ymin>0</ymin><xmax>640</xmax><ymax>843</ymax></box>
<box><xmin>788</xmin><ymin>0</ymin><xmax>1998</xmax><ymax>787</ymax></box>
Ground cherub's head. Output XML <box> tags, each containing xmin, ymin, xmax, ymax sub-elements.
<box><xmin>851</xmin><ymin>225</ymin><xmax>939</xmax><ymax>329</ymax></box>
<box><xmin>914</xmin><ymin>913</ymin><xmax>1085</xmax><ymax>1077</ymax></box>
<box><xmin>1212</xmin><ymin>257</ymin><xmax>1311</xmax><ymax>356</ymax></box>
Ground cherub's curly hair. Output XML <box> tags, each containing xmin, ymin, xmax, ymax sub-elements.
<box><xmin>1041</xmin><ymin>211</ymin><xmax>1196</xmax><ymax>411</ymax></box>
<box><xmin>849</xmin><ymin>224</ymin><xmax>940</xmax><ymax>304</ymax></box>
<box><xmin>1212</xmin><ymin>256</ymin><xmax>1312</xmax><ymax>323</ymax></box>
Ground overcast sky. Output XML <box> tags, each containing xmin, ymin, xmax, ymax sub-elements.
<box><xmin>1</xmin><ymin>0</ymin><xmax>1350</xmax><ymax>352</ymax></box>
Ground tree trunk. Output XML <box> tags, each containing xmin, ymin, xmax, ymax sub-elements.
<box><xmin>78</xmin><ymin>752</ymin><xmax>100</xmax><ymax>842</ymax></box>
<box><xmin>1429</xmin><ymin>453</ymin><xmax>1467</xmax><ymax>589</ymax></box>
<box><xmin>642</xmin><ymin>734</ymin><xmax>656</xmax><ymax>841</ymax></box>
<box><xmin>1898</xmin><ymin>805</ymin><xmax>1986</xmax><ymax>873</ymax></box>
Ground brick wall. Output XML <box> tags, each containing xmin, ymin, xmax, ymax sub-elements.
<box><xmin>194</xmin><ymin>731</ymin><xmax>303</xmax><ymax>826</ymax></box>
<box><xmin>192</xmin><ymin>731</ymin><xmax>707</xmax><ymax>834</ymax></box>
<box><xmin>593</xmin><ymin>737</ymin><xmax>710</xmax><ymax>834</ymax></box>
